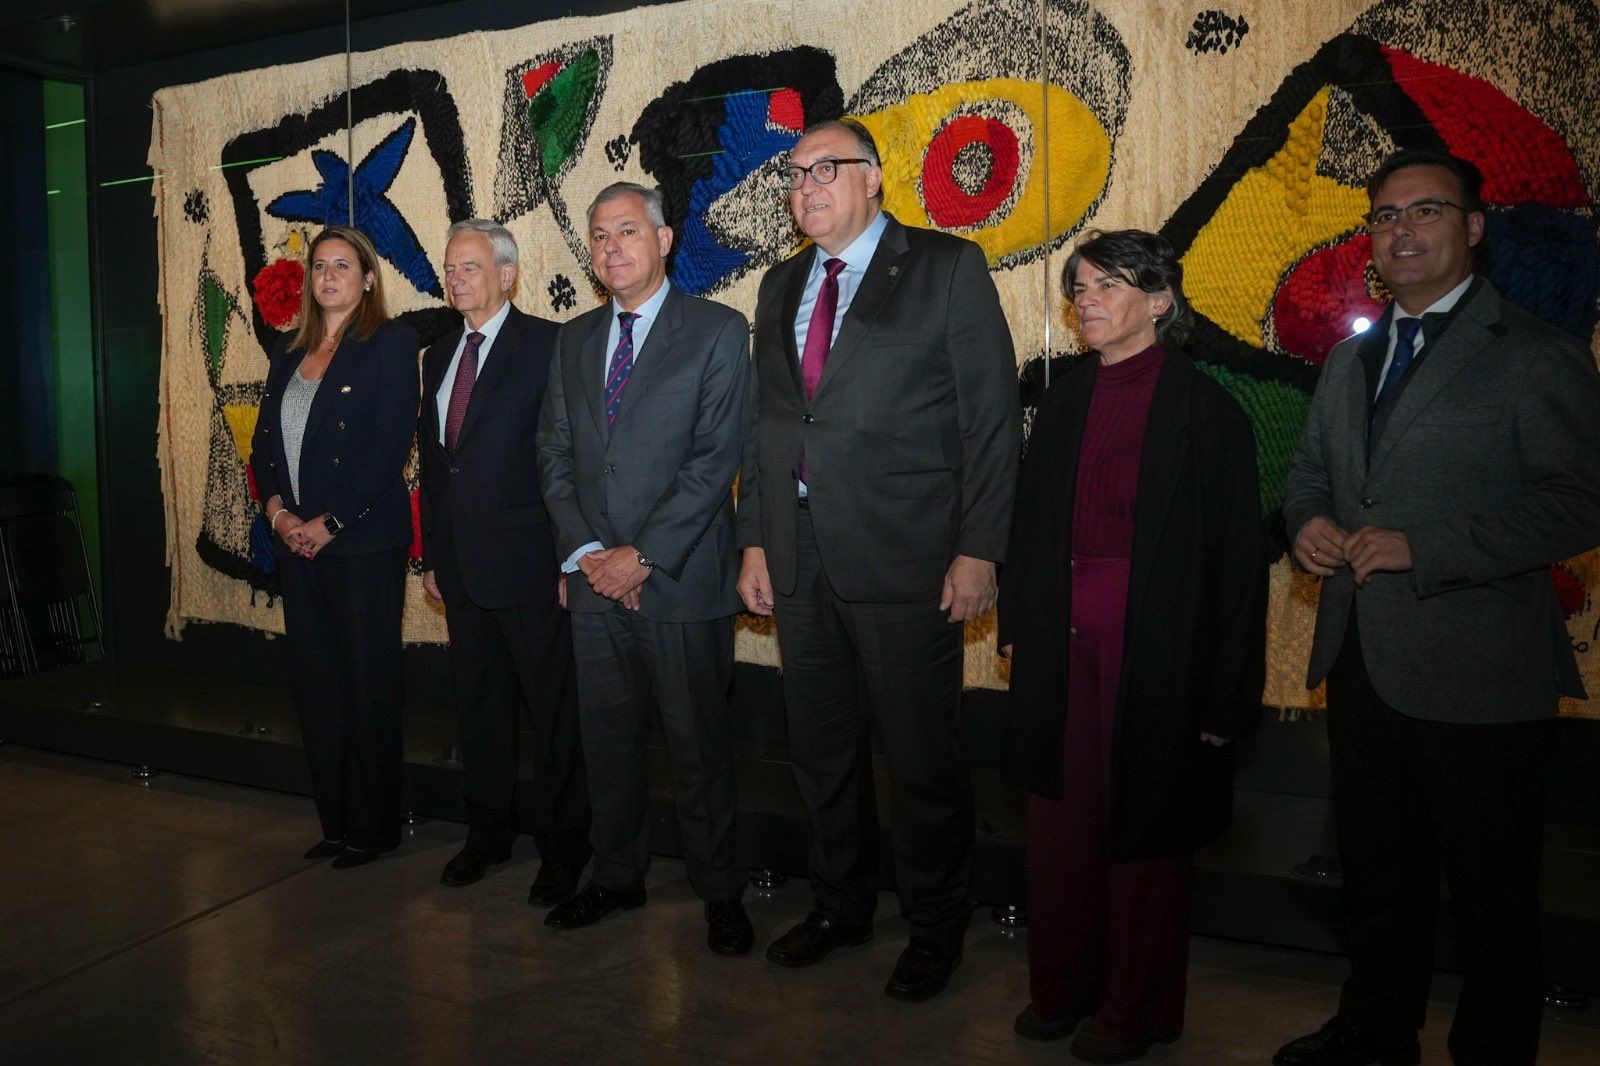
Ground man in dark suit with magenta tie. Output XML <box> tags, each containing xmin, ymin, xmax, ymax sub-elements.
<box><xmin>737</xmin><ymin>119</ymin><xmax>1021</xmax><ymax>1000</ymax></box>
<box><xmin>419</xmin><ymin>219</ymin><xmax>590</xmax><ymax>905</ymax></box>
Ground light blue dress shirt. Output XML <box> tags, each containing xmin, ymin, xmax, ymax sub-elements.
<box><xmin>435</xmin><ymin>299</ymin><xmax>511</xmax><ymax>446</ymax></box>
<box><xmin>562</xmin><ymin>279</ymin><xmax>673</xmax><ymax>573</ymax></box>
<box><xmin>792</xmin><ymin>209</ymin><xmax>888</xmax><ymax>495</ymax></box>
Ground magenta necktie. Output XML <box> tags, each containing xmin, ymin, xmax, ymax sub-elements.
<box><xmin>443</xmin><ymin>331</ymin><xmax>485</xmax><ymax>453</ymax></box>
<box><xmin>801</xmin><ymin>258</ymin><xmax>847</xmax><ymax>400</ymax></box>
<box><xmin>797</xmin><ymin>258</ymin><xmax>845</xmax><ymax>486</ymax></box>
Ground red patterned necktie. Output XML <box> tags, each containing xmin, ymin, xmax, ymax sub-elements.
<box><xmin>444</xmin><ymin>331</ymin><xmax>485</xmax><ymax>453</ymax></box>
<box><xmin>606</xmin><ymin>312</ymin><xmax>640</xmax><ymax>426</ymax></box>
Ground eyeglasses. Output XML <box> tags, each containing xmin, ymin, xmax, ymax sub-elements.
<box><xmin>1364</xmin><ymin>198</ymin><xmax>1467</xmax><ymax>233</ymax></box>
<box><xmin>778</xmin><ymin>158</ymin><xmax>873</xmax><ymax>191</ymax></box>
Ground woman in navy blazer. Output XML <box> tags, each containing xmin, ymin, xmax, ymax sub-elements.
<box><xmin>250</xmin><ymin>225</ymin><xmax>421</xmax><ymax>868</ymax></box>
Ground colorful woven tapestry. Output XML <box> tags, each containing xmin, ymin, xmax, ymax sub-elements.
<box><xmin>151</xmin><ymin>0</ymin><xmax>1600</xmax><ymax>717</ymax></box>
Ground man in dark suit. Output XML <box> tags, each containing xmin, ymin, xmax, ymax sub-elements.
<box><xmin>536</xmin><ymin>182</ymin><xmax>754</xmax><ymax>956</ymax></box>
<box><xmin>737</xmin><ymin>119</ymin><xmax>1020</xmax><ymax>1000</ymax></box>
<box><xmin>419</xmin><ymin>219</ymin><xmax>590</xmax><ymax>904</ymax></box>
<box><xmin>1277</xmin><ymin>150</ymin><xmax>1600</xmax><ymax>1066</ymax></box>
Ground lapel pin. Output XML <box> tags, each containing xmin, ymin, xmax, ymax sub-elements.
<box><xmin>340</xmin><ymin>385</ymin><xmax>352</xmax><ymax>393</ymax></box>
<box><xmin>889</xmin><ymin>265</ymin><xmax>900</xmax><ymax>278</ymax></box>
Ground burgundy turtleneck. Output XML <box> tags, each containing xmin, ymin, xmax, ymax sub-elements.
<box><xmin>1070</xmin><ymin>343</ymin><xmax>1166</xmax><ymax>558</ymax></box>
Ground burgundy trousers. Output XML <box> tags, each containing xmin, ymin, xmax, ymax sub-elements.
<box><xmin>1025</xmin><ymin>555</ymin><xmax>1192</xmax><ymax>1039</ymax></box>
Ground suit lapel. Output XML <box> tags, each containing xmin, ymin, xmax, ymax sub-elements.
<box><xmin>301</xmin><ymin>334</ymin><xmax>359</xmax><ymax>447</ymax></box>
<box><xmin>811</xmin><ymin>215</ymin><xmax>911</xmax><ymax>403</ymax></box>
<box><xmin>777</xmin><ymin>255</ymin><xmax>808</xmax><ymax>399</ymax></box>
<box><xmin>608</xmin><ymin>285</ymin><xmax>683</xmax><ymax>433</ymax></box>
<box><xmin>580</xmin><ymin>306</ymin><xmax>611</xmax><ymax>442</ymax></box>
<box><xmin>1349</xmin><ymin>309</ymin><xmax>1390</xmax><ymax>471</ymax></box>
<box><xmin>1366</xmin><ymin>286</ymin><xmax>1500</xmax><ymax>480</ymax></box>
<box><xmin>423</xmin><ymin>325</ymin><xmax>463</xmax><ymax>446</ymax></box>
<box><xmin>1048</xmin><ymin>360</ymin><xmax>1099</xmax><ymax>549</ymax></box>
<box><xmin>1124</xmin><ymin>354</ymin><xmax>1193</xmax><ymax>625</ymax></box>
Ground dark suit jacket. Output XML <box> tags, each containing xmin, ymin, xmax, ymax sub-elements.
<box><xmin>998</xmin><ymin>351</ymin><xmax>1267</xmax><ymax>859</ymax></box>
<box><xmin>418</xmin><ymin>304</ymin><xmax>562</xmax><ymax>610</ymax></box>
<box><xmin>250</xmin><ymin>319</ymin><xmax>420</xmax><ymax>558</ymax></box>
<box><xmin>1283</xmin><ymin>278</ymin><xmax>1600</xmax><ymax>722</ymax></box>
<box><xmin>737</xmin><ymin>213</ymin><xmax>1021</xmax><ymax>602</ymax></box>
<box><xmin>536</xmin><ymin>284</ymin><xmax>749</xmax><ymax>623</ymax></box>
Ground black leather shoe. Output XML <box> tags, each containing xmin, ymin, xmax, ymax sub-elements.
<box><xmin>1069</xmin><ymin>1017</ymin><xmax>1180</xmax><ymax>1063</ymax></box>
<box><xmin>303</xmin><ymin>839</ymin><xmax>343</xmax><ymax>861</ymax></box>
<box><xmin>330</xmin><ymin>843</ymin><xmax>395</xmax><ymax>869</ymax></box>
<box><xmin>527</xmin><ymin>863</ymin><xmax>582</xmax><ymax>907</ymax></box>
<box><xmin>439</xmin><ymin>846</ymin><xmax>510</xmax><ymax>887</ymax></box>
<box><xmin>544</xmin><ymin>881</ymin><xmax>646</xmax><ymax>929</ymax></box>
<box><xmin>766</xmin><ymin>913</ymin><xmax>874</xmax><ymax>967</ymax></box>
<box><xmin>1273</xmin><ymin>1017</ymin><xmax>1421</xmax><ymax>1066</ymax></box>
<box><xmin>884</xmin><ymin>937</ymin><xmax>961</xmax><ymax>1001</ymax></box>
<box><xmin>1014</xmin><ymin>1003</ymin><xmax>1086</xmax><ymax>1041</ymax></box>
<box><xmin>705</xmin><ymin>900</ymin><xmax>754</xmax><ymax>956</ymax></box>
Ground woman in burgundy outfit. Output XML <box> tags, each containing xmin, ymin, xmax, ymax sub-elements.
<box><xmin>998</xmin><ymin>230</ymin><xmax>1268</xmax><ymax>1063</ymax></box>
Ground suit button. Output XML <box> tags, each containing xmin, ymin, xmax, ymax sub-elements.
<box><xmin>268</xmin><ymin>461</ymin><xmax>276</xmax><ymax>468</ymax></box>
<box><xmin>600</xmin><ymin>511</ymin><xmax>610</xmax><ymax>520</ymax></box>
<box><xmin>333</xmin><ymin>458</ymin><xmax>340</xmax><ymax>465</ymax></box>
<box><xmin>802</xmin><ymin>413</ymin><xmax>815</xmax><ymax>424</ymax></box>
<box><xmin>450</xmin><ymin>467</ymin><xmax>460</xmax><ymax>474</ymax></box>
<box><xmin>338</xmin><ymin>421</ymin><xmax>345</xmax><ymax>430</ymax></box>
<box><xmin>1069</xmin><ymin>626</ymin><xmax>1078</xmax><ymax>636</ymax></box>
<box><xmin>1360</xmin><ymin>496</ymin><xmax>1375</xmax><ymax>508</ymax></box>
<box><xmin>604</xmin><ymin>465</ymin><xmax>615</xmax><ymax>475</ymax></box>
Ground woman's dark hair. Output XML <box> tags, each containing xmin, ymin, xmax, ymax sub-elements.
<box><xmin>1063</xmin><ymin>229</ymin><xmax>1192</xmax><ymax>344</ymax></box>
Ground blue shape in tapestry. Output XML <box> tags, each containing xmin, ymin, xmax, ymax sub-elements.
<box><xmin>266</xmin><ymin>117</ymin><xmax>441</xmax><ymax>297</ymax></box>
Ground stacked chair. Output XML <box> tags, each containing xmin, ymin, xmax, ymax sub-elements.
<box><xmin>0</xmin><ymin>474</ymin><xmax>102</xmax><ymax>676</ymax></box>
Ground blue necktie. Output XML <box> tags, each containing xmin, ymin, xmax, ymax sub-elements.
<box><xmin>605</xmin><ymin>311</ymin><xmax>639</xmax><ymax>426</ymax></box>
<box><xmin>1377</xmin><ymin>316</ymin><xmax>1422</xmax><ymax>404</ymax></box>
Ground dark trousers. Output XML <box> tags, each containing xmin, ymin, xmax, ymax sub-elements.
<box><xmin>442</xmin><ymin>577</ymin><xmax>590</xmax><ymax>865</ymax></box>
<box><xmin>1327</xmin><ymin>612</ymin><xmax>1547</xmax><ymax>1066</ymax></box>
<box><xmin>1027</xmin><ymin>556</ymin><xmax>1190</xmax><ymax>1038</ymax></box>
<box><xmin>278</xmin><ymin>547</ymin><xmax>407</xmax><ymax>851</ymax></box>
<box><xmin>774</xmin><ymin>506</ymin><xmax>973</xmax><ymax>946</ymax></box>
<box><xmin>570</xmin><ymin>606</ymin><xmax>740</xmax><ymax>901</ymax></box>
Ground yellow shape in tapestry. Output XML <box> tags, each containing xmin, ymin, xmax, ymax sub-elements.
<box><xmin>223</xmin><ymin>404</ymin><xmax>259</xmax><ymax>463</ymax></box>
<box><xmin>1182</xmin><ymin>87</ymin><xmax>1370</xmax><ymax>347</ymax></box>
<box><xmin>854</xmin><ymin>78</ymin><xmax>1110</xmax><ymax>265</ymax></box>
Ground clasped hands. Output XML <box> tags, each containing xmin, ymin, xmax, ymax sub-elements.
<box><xmin>1293</xmin><ymin>515</ymin><xmax>1412</xmax><ymax>586</ymax></box>
<box><xmin>738</xmin><ymin>549</ymin><xmax>997</xmax><ymax>624</ymax></box>
<box><xmin>579</xmin><ymin>545</ymin><xmax>648</xmax><ymax>610</ymax></box>
<box><xmin>271</xmin><ymin>508</ymin><xmax>333</xmax><ymax>559</ymax></box>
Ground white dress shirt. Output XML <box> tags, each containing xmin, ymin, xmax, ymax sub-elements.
<box><xmin>435</xmin><ymin>299</ymin><xmax>512</xmax><ymax>445</ymax></box>
<box><xmin>792</xmin><ymin>209</ymin><xmax>888</xmax><ymax>495</ymax></box>
<box><xmin>561</xmin><ymin>279</ymin><xmax>674</xmax><ymax>573</ymax></box>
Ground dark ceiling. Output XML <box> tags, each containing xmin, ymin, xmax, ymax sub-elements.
<box><xmin>0</xmin><ymin>0</ymin><xmax>465</xmax><ymax>75</ymax></box>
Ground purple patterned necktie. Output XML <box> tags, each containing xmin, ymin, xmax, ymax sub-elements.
<box><xmin>605</xmin><ymin>311</ymin><xmax>640</xmax><ymax>426</ymax></box>
<box><xmin>797</xmin><ymin>258</ymin><xmax>846</xmax><ymax>484</ymax></box>
<box><xmin>444</xmin><ymin>330</ymin><xmax>485</xmax><ymax>453</ymax></box>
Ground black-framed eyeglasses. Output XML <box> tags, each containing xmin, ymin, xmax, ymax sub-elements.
<box><xmin>778</xmin><ymin>158</ymin><xmax>873</xmax><ymax>191</ymax></box>
<box><xmin>1364</xmin><ymin>198</ymin><xmax>1466</xmax><ymax>232</ymax></box>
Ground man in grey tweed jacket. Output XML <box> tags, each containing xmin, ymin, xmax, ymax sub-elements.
<box><xmin>1276</xmin><ymin>150</ymin><xmax>1600</xmax><ymax>1066</ymax></box>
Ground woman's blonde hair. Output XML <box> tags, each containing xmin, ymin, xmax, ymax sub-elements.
<box><xmin>289</xmin><ymin>225</ymin><xmax>390</xmax><ymax>353</ymax></box>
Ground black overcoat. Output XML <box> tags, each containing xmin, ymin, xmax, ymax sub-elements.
<box><xmin>997</xmin><ymin>350</ymin><xmax>1268</xmax><ymax>860</ymax></box>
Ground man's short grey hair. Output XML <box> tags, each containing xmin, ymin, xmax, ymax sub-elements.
<box><xmin>447</xmin><ymin>218</ymin><xmax>519</xmax><ymax>266</ymax></box>
<box><xmin>586</xmin><ymin>182</ymin><xmax>667</xmax><ymax>229</ymax></box>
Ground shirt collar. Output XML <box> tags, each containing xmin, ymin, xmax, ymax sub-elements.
<box><xmin>462</xmin><ymin>298</ymin><xmax>512</xmax><ymax>341</ymax></box>
<box><xmin>612</xmin><ymin>278</ymin><xmax>672</xmax><ymax>324</ymax></box>
<box><xmin>1394</xmin><ymin>274</ymin><xmax>1475</xmax><ymax>324</ymax></box>
<box><xmin>813</xmin><ymin>208</ymin><xmax>888</xmax><ymax>275</ymax></box>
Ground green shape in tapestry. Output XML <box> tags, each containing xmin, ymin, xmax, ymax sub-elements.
<box><xmin>526</xmin><ymin>49</ymin><xmax>601</xmax><ymax>180</ymax></box>
<box><xmin>200</xmin><ymin>271</ymin><xmax>238</xmax><ymax>385</ymax></box>
<box><xmin>1195</xmin><ymin>361</ymin><xmax>1312</xmax><ymax>516</ymax></box>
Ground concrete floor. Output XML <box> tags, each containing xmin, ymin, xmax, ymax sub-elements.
<box><xmin>2</xmin><ymin>745</ymin><xmax>1596</xmax><ymax>1065</ymax></box>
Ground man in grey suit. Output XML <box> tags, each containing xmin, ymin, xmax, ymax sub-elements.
<box><xmin>738</xmin><ymin>119</ymin><xmax>1020</xmax><ymax>1000</ymax></box>
<box><xmin>1277</xmin><ymin>150</ymin><xmax>1600</xmax><ymax>1066</ymax></box>
<box><xmin>536</xmin><ymin>181</ymin><xmax>754</xmax><ymax>956</ymax></box>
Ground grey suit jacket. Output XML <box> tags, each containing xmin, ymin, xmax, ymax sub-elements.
<box><xmin>1282</xmin><ymin>278</ymin><xmax>1600</xmax><ymax>722</ymax></box>
<box><xmin>737</xmin><ymin>213</ymin><xmax>1021</xmax><ymax>602</ymax></box>
<box><xmin>536</xmin><ymin>284</ymin><xmax>749</xmax><ymax>623</ymax></box>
